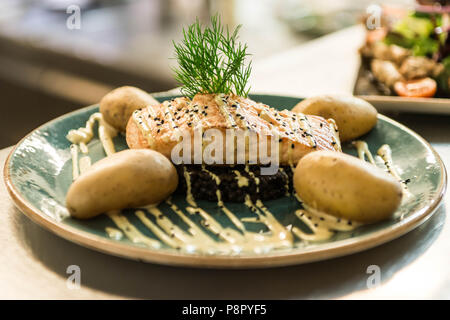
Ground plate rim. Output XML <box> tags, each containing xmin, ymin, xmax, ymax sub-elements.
<box><xmin>357</xmin><ymin>94</ymin><xmax>450</xmax><ymax>104</ymax></box>
<box><xmin>3</xmin><ymin>94</ymin><xmax>448</xmax><ymax>268</ymax></box>
<box><xmin>353</xmin><ymin>60</ymin><xmax>450</xmax><ymax>114</ymax></box>
<box><xmin>357</xmin><ymin>95</ymin><xmax>450</xmax><ymax>115</ymax></box>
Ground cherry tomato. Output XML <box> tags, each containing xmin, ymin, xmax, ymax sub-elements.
<box><xmin>393</xmin><ymin>77</ymin><xmax>437</xmax><ymax>98</ymax></box>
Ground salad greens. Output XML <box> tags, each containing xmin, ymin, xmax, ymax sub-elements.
<box><xmin>384</xmin><ymin>13</ymin><xmax>444</xmax><ymax>57</ymax></box>
<box><xmin>438</xmin><ymin>56</ymin><xmax>450</xmax><ymax>91</ymax></box>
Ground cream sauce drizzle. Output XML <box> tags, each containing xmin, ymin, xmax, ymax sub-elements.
<box><xmin>196</xmin><ymin>102</ymin><xmax>212</xmax><ymax>127</ymax></box>
<box><xmin>254</xmin><ymin>199</ymin><xmax>293</xmax><ymax>244</ymax></box>
<box><xmin>292</xmin><ymin>204</ymin><xmax>359</xmax><ymax>241</ymax></box>
<box><xmin>354</xmin><ymin>140</ymin><xmax>376</xmax><ymax>164</ymax></box>
<box><xmin>233</xmin><ymin>170</ymin><xmax>249</xmax><ymax>187</ymax></box>
<box><xmin>281</xmin><ymin>112</ymin><xmax>298</xmax><ymax>138</ymax></box>
<box><xmin>327</xmin><ymin>119</ymin><xmax>341</xmax><ymax>151</ymax></box>
<box><xmin>354</xmin><ymin>141</ymin><xmax>411</xmax><ymax>198</ymax></box>
<box><xmin>183</xmin><ymin>166</ymin><xmax>197</xmax><ymax>207</ymax></box>
<box><xmin>67</xmin><ymin>112</ymin><xmax>117</xmax><ymax>156</ymax></box>
<box><xmin>377</xmin><ymin>144</ymin><xmax>412</xmax><ymax>198</ymax></box>
<box><xmin>105</xmin><ymin>227</ymin><xmax>123</xmax><ymax>240</ymax></box>
<box><xmin>215</xmin><ymin>94</ymin><xmax>237</xmax><ymax>128</ymax></box>
<box><xmin>135</xmin><ymin>210</ymin><xmax>181</xmax><ymax>249</ymax></box>
<box><xmin>67</xmin><ymin>112</ymin><xmax>118</xmax><ymax>178</ymax></box>
<box><xmin>79</xmin><ymin>156</ymin><xmax>91</xmax><ymax>176</ymax></box>
<box><xmin>291</xmin><ymin>211</ymin><xmax>334</xmax><ymax>241</ymax></box>
<box><xmin>165</xmin><ymin>199</ymin><xmax>219</xmax><ymax>247</ymax></box>
<box><xmin>79</xmin><ymin>142</ymin><xmax>88</xmax><ymax>154</ymax></box>
<box><xmin>107</xmin><ymin>211</ymin><xmax>161</xmax><ymax>248</ymax></box>
<box><xmin>244</xmin><ymin>165</ymin><xmax>260</xmax><ymax>193</ymax></box>
<box><xmin>238</xmin><ymin>175</ymin><xmax>293</xmax><ymax>248</ymax></box>
<box><xmin>297</xmin><ymin>115</ymin><xmax>317</xmax><ymax>148</ymax></box>
<box><xmin>70</xmin><ymin>144</ymin><xmax>80</xmax><ymax>181</ymax></box>
<box><xmin>132</xmin><ymin>109</ymin><xmax>154</xmax><ymax>148</ymax></box>
<box><xmin>187</xmin><ymin>103</ymin><xmax>203</xmax><ymax>129</ymax></box>
<box><xmin>184</xmin><ymin>203</ymin><xmax>292</xmax><ymax>254</ymax></box>
<box><xmin>201</xmin><ymin>165</ymin><xmax>246</xmax><ymax>233</ymax></box>
<box><xmin>147</xmin><ymin>205</ymin><xmax>208</xmax><ymax>253</ymax></box>
<box><xmin>165</xmin><ymin>169</ymin><xmax>296</xmax><ymax>253</ymax></box>
<box><xmin>162</xmin><ymin>101</ymin><xmax>179</xmax><ymax>132</ymax></box>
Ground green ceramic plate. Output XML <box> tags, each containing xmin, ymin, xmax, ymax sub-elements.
<box><xmin>4</xmin><ymin>94</ymin><xmax>447</xmax><ymax>268</ymax></box>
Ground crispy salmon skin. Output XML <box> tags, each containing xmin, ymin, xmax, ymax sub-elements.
<box><xmin>126</xmin><ymin>93</ymin><xmax>341</xmax><ymax>165</ymax></box>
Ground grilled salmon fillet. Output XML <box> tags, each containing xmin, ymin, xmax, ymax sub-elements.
<box><xmin>126</xmin><ymin>93</ymin><xmax>341</xmax><ymax>165</ymax></box>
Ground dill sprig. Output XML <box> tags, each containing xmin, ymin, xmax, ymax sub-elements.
<box><xmin>172</xmin><ymin>14</ymin><xmax>252</xmax><ymax>98</ymax></box>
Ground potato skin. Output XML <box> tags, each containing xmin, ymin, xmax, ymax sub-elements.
<box><xmin>292</xmin><ymin>95</ymin><xmax>378</xmax><ymax>142</ymax></box>
<box><xmin>293</xmin><ymin>151</ymin><xmax>402</xmax><ymax>223</ymax></box>
<box><xmin>66</xmin><ymin>149</ymin><xmax>178</xmax><ymax>219</ymax></box>
<box><xmin>99</xmin><ymin>86</ymin><xmax>159</xmax><ymax>132</ymax></box>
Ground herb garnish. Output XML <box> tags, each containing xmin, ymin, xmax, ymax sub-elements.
<box><xmin>172</xmin><ymin>14</ymin><xmax>252</xmax><ymax>98</ymax></box>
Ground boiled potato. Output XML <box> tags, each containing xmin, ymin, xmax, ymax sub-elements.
<box><xmin>294</xmin><ymin>150</ymin><xmax>402</xmax><ymax>223</ymax></box>
<box><xmin>66</xmin><ymin>149</ymin><xmax>178</xmax><ymax>219</ymax></box>
<box><xmin>100</xmin><ymin>86</ymin><xmax>159</xmax><ymax>132</ymax></box>
<box><xmin>292</xmin><ymin>95</ymin><xmax>378</xmax><ymax>142</ymax></box>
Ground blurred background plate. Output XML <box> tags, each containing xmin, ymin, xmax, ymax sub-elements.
<box><xmin>354</xmin><ymin>64</ymin><xmax>450</xmax><ymax>115</ymax></box>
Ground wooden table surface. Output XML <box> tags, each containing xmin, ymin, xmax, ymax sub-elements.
<box><xmin>1</xmin><ymin>26</ymin><xmax>449</xmax><ymax>299</ymax></box>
